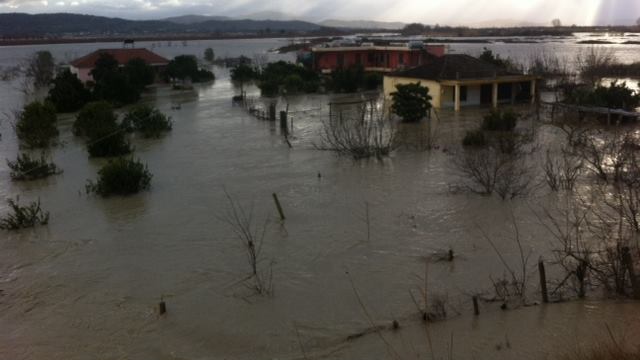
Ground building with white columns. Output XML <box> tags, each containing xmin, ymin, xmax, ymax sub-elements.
<box><xmin>383</xmin><ymin>54</ymin><xmax>537</xmax><ymax>111</ymax></box>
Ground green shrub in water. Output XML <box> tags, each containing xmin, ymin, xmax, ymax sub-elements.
<box><xmin>86</xmin><ymin>157</ymin><xmax>152</xmax><ymax>197</ymax></box>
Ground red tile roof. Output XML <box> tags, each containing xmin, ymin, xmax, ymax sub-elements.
<box><xmin>70</xmin><ymin>48</ymin><xmax>169</xmax><ymax>69</ymax></box>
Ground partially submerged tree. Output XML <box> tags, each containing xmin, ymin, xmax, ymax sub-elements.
<box><xmin>124</xmin><ymin>58</ymin><xmax>155</xmax><ymax>91</ymax></box>
<box><xmin>7</xmin><ymin>153</ymin><xmax>61</xmax><ymax>181</ymax></box>
<box><xmin>47</xmin><ymin>69</ymin><xmax>91</xmax><ymax>113</ymax></box>
<box><xmin>0</xmin><ymin>197</ymin><xmax>49</xmax><ymax>230</ymax></box>
<box><xmin>86</xmin><ymin>157</ymin><xmax>152</xmax><ymax>197</ymax></box>
<box><xmin>390</xmin><ymin>82</ymin><xmax>432</xmax><ymax>122</ymax></box>
<box><xmin>319</xmin><ymin>100</ymin><xmax>397</xmax><ymax>160</ymax></box>
<box><xmin>204</xmin><ymin>48</ymin><xmax>215</xmax><ymax>62</ymax></box>
<box><xmin>167</xmin><ymin>55</ymin><xmax>215</xmax><ymax>84</ymax></box>
<box><xmin>26</xmin><ymin>51</ymin><xmax>55</xmax><ymax>88</ymax></box>
<box><xmin>551</xmin><ymin>18</ymin><xmax>562</xmax><ymax>27</ymax></box>
<box><xmin>74</xmin><ymin>101</ymin><xmax>132</xmax><ymax>157</ymax></box>
<box><xmin>122</xmin><ymin>105</ymin><xmax>172</xmax><ymax>138</ymax></box>
<box><xmin>15</xmin><ymin>101</ymin><xmax>58</xmax><ymax>148</ymax></box>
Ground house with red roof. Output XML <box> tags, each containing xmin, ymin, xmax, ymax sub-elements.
<box><xmin>69</xmin><ymin>48</ymin><xmax>170</xmax><ymax>83</ymax></box>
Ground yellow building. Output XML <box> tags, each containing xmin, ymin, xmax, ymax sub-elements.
<box><xmin>384</xmin><ymin>54</ymin><xmax>537</xmax><ymax>111</ymax></box>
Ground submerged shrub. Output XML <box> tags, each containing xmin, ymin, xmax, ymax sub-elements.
<box><xmin>462</xmin><ymin>130</ymin><xmax>487</xmax><ymax>147</ymax></box>
<box><xmin>7</xmin><ymin>153</ymin><xmax>61</xmax><ymax>181</ymax></box>
<box><xmin>0</xmin><ymin>197</ymin><xmax>49</xmax><ymax>230</ymax></box>
<box><xmin>74</xmin><ymin>101</ymin><xmax>132</xmax><ymax>157</ymax></box>
<box><xmin>86</xmin><ymin>157</ymin><xmax>152</xmax><ymax>197</ymax></box>
<box><xmin>122</xmin><ymin>105</ymin><xmax>172</xmax><ymax>138</ymax></box>
<box><xmin>15</xmin><ymin>101</ymin><xmax>58</xmax><ymax>148</ymax></box>
<box><xmin>481</xmin><ymin>110</ymin><xmax>518</xmax><ymax>132</ymax></box>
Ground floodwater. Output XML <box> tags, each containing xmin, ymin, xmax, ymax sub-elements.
<box><xmin>1</xmin><ymin>37</ymin><xmax>640</xmax><ymax>360</ymax></box>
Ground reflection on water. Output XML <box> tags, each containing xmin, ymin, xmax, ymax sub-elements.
<box><xmin>0</xmin><ymin>38</ymin><xmax>639</xmax><ymax>360</ymax></box>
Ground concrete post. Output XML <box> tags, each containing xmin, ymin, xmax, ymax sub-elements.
<box><xmin>454</xmin><ymin>84</ymin><xmax>461</xmax><ymax>112</ymax></box>
<box><xmin>492</xmin><ymin>82</ymin><xmax>499</xmax><ymax>109</ymax></box>
<box><xmin>530</xmin><ymin>79</ymin><xmax>537</xmax><ymax>104</ymax></box>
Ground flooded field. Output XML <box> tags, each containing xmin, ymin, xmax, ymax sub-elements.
<box><xmin>1</xmin><ymin>37</ymin><xmax>640</xmax><ymax>359</ymax></box>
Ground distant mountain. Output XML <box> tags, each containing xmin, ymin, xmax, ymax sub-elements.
<box><xmin>0</xmin><ymin>13</ymin><xmax>327</xmax><ymax>37</ymax></box>
<box><xmin>465</xmin><ymin>19</ymin><xmax>545</xmax><ymax>28</ymax></box>
<box><xmin>320</xmin><ymin>19</ymin><xmax>406</xmax><ymax>30</ymax></box>
<box><xmin>239</xmin><ymin>11</ymin><xmax>298</xmax><ymax>21</ymax></box>
<box><xmin>164</xmin><ymin>14</ymin><xmax>232</xmax><ymax>24</ymax></box>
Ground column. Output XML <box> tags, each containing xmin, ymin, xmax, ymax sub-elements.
<box><xmin>454</xmin><ymin>84</ymin><xmax>461</xmax><ymax>112</ymax></box>
<box><xmin>530</xmin><ymin>79</ymin><xmax>537</xmax><ymax>104</ymax></box>
<box><xmin>492</xmin><ymin>82</ymin><xmax>499</xmax><ymax>109</ymax></box>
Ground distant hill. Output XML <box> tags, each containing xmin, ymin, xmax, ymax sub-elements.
<box><xmin>239</xmin><ymin>11</ymin><xmax>298</xmax><ymax>21</ymax></box>
<box><xmin>164</xmin><ymin>14</ymin><xmax>232</xmax><ymax>24</ymax></box>
<box><xmin>320</xmin><ymin>19</ymin><xmax>406</xmax><ymax>30</ymax></box>
<box><xmin>0</xmin><ymin>13</ymin><xmax>327</xmax><ymax>37</ymax></box>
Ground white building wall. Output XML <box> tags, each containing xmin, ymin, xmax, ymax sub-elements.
<box><xmin>441</xmin><ymin>85</ymin><xmax>481</xmax><ymax>108</ymax></box>
<box><xmin>70</xmin><ymin>66</ymin><xmax>93</xmax><ymax>83</ymax></box>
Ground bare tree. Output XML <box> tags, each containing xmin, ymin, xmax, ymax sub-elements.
<box><xmin>318</xmin><ymin>100</ymin><xmax>397</xmax><ymax>160</ymax></box>
<box><xmin>575</xmin><ymin>46</ymin><xmax>616</xmax><ymax>87</ymax></box>
<box><xmin>543</xmin><ymin>148</ymin><xmax>583</xmax><ymax>191</ymax></box>
<box><xmin>219</xmin><ymin>191</ymin><xmax>273</xmax><ymax>296</ymax></box>
<box><xmin>552</xmin><ymin>18</ymin><xmax>562</xmax><ymax>27</ymax></box>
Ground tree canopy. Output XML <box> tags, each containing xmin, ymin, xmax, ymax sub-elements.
<box><xmin>16</xmin><ymin>101</ymin><xmax>58</xmax><ymax>148</ymax></box>
<box><xmin>204</xmin><ymin>48</ymin><xmax>215</xmax><ymax>62</ymax></box>
<box><xmin>47</xmin><ymin>69</ymin><xmax>91</xmax><ymax>113</ymax></box>
<box><xmin>26</xmin><ymin>51</ymin><xmax>55</xmax><ymax>87</ymax></box>
<box><xmin>390</xmin><ymin>82</ymin><xmax>433</xmax><ymax>122</ymax></box>
<box><xmin>167</xmin><ymin>55</ymin><xmax>214</xmax><ymax>83</ymax></box>
<box><xmin>74</xmin><ymin>101</ymin><xmax>132</xmax><ymax>157</ymax></box>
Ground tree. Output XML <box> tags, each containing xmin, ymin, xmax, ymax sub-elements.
<box><xmin>86</xmin><ymin>157</ymin><xmax>152</xmax><ymax>197</ymax></box>
<box><xmin>122</xmin><ymin>105</ymin><xmax>172</xmax><ymax>138</ymax></box>
<box><xmin>93</xmin><ymin>70</ymin><xmax>141</xmax><ymax>105</ymax></box>
<box><xmin>47</xmin><ymin>70</ymin><xmax>91</xmax><ymax>113</ymax></box>
<box><xmin>167</xmin><ymin>55</ymin><xmax>215</xmax><ymax>83</ymax></box>
<box><xmin>402</xmin><ymin>23</ymin><xmax>427</xmax><ymax>36</ymax></box>
<box><xmin>230</xmin><ymin>64</ymin><xmax>257</xmax><ymax>87</ymax></box>
<box><xmin>479</xmin><ymin>47</ymin><xmax>511</xmax><ymax>69</ymax></box>
<box><xmin>390</xmin><ymin>82</ymin><xmax>432</xmax><ymax>122</ymax></box>
<box><xmin>204</xmin><ymin>48</ymin><xmax>215</xmax><ymax>62</ymax></box>
<box><xmin>552</xmin><ymin>18</ymin><xmax>562</xmax><ymax>27</ymax></box>
<box><xmin>26</xmin><ymin>51</ymin><xmax>55</xmax><ymax>87</ymax></box>
<box><xmin>74</xmin><ymin>101</ymin><xmax>132</xmax><ymax>157</ymax></box>
<box><xmin>90</xmin><ymin>53</ymin><xmax>119</xmax><ymax>84</ymax></box>
<box><xmin>124</xmin><ymin>58</ymin><xmax>155</xmax><ymax>91</ymax></box>
<box><xmin>15</xmin><ymin>101</ymin><xmax>58</xmax><ymax>148</ymax></box>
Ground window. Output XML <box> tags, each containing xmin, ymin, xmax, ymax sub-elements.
<box><xmin>337</xmin><ymin>53</ymin><xmax>344</xmax><ymax>68</ymax></box>
<box><xmin>367</xmin><ymin>52</ymin><xmax>375</xmax><ymax>64</ymax></box>
<box><xmin>356</xmin><ymin>53</ymin><xmax>362</xmax><ymax>65</ymax></box>
<box><xmin>460</xmin><ymin>86</ymin><xmax>468</xmax><ymax>101</ymax></box>
<box><xmin>398</xmin><ymin>53</ymin><xmax>404</xmax><ymax>65</ymax></box>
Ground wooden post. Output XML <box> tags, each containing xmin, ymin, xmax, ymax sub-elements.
<box><xmin>492</xmin><ymin>82</ymin><xmax>499</xmax><ymax>109</ymax></box>
<box><xmin>622</xmin><ymin>247</ymin><xmax>640</xmax><ymax>299</ymax></box>
<box><xmin>280</xmin><ymin>111</ymin><xmax>289</xmax><ymax>136</ymax></box>
<box><xmin>269</xmin><ymin>103</ymin><xmax>276</xmax><ymax>121</ymax></box>
<box><xmin>538</xmin><ymin>260</ymin><xmax>549</xmax><ymax>303</ymax></box>
<box><xmin>272</xmin><ymin>193</ymin><xmax>285</xmax><ymax>221</ymax></box>
<box><xmin>472</xmin><ymin>296</ymin><xmax>479</xmax><ymax>315</ymax></box>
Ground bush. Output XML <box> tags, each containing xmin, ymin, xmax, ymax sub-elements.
<box><xmin>86</xmin><ymin>157</ymin><xmax>152</xmax><ymax>197</ymax></box>
<box><xmin>364</xmin><ymin>73</ymin><xmax>382</xmax><ymax>90</ymax></box>
<box><xmin>167</xmin><ymin>55</ymin><xmax>215</xmax><ymax>83</ymax></box>
<box><xmin>230</xmin><ymin>63</ymin><xmax>257</xmax><ymax>84</ymax></box>
<box><xmin>26</xmin><ymin>50</ymin><xmax>55</xmax><ymax>88</ymax></box>
<box><xmin>564</xmin><ymin>81</ymin><xmax>640</xmax><ymax>111</ymax></box>
<box><xmin>481</xmin><ymin>110</ymin><xmax>518</xmax><ymax>132</ymax></box>
<box><xmin>462</xmin><ymin>130</ymin><xmax>487</xmax><ymax>147</ymax></box>
<box><xmin>204</xmin><ymin>48</ymin><xmax>215</xmax><ymax>62</ymax></box>
<box><xmin>7</xmin><ymin>153</ymin><xmax>60</xmax><ymax>180</ymax></box>
<box><xmin>124</xmin><ymin>58</ymin><xmax>155</xmax><ymax>91</ymax></box>
<box><xmin>257</xmin><ymin>61</ymin><xmax>319</xmax><ymax>96</ymax></box>
<box><xmin>47</xmin><ymin>69</ymin><xmax>91</xmax><ymax>113</ymax></box>
<box><xmin>329</xmin><ymin>66</ymin><xmax>364</xmax><ymax>93</ymax></box>
<box><xmin>122</xmin><ymin>105</ymin><xmax>172</xmax><ymax>138</ymax></box>
<box><xmin>0</xmin><ymin>197</ymin><xmax>49</xmax><ymax>230</ymax></box>
<box><xmin>390</xmin><ymin>82</ymin><xmax>433</xmax><ymax>122</ymax></box>
<box><xmin>74</xmin><ymin>102</ymin><xmax>132</xmax><ymax>157</ymax></box>
<box><xmin>16</xmin><ymin>101</ymin><xmax>58</xmax><ymax>148</ymax></box>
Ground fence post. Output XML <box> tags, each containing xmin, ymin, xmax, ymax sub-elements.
<box><xmin>472</xmin><ymin>296</ymin><xmax>479</xmax><ymax>315</ymax></box>
<box><xmin>280</xmin><ymin>111</ymin><xmax>289</xmax><ymax>136</ymax></box>
<box><xmin>539</xmin><ymin>259</ymin><xmax>549</xmax><ymax>303</ymax></box>
<box><xmin>622</xmin><ymin>247</ymin><xmax>640</xmax><ymax>299</ymax></box>
<box><xmin>269</xmin><ymin>103</ymin><xmax>276</xmax><ymax>121</ymax></box>
<box><xmin>272</xmin><ymin>193</ymin><xmax>285</xmax><ymax>221</ymax></box>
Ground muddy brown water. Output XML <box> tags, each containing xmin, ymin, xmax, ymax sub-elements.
<box><xmin>1</xmin><ymin>38</ymin><xmax>640</xmax><ymax>359</ymax></box>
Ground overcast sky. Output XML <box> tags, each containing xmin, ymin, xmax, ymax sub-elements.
<box><xmin>0</xmin><ymin>0</ymin><xmax>638</xmax><ymax>25</ymax></box>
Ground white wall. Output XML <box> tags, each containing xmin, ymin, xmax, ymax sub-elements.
<box><xmin>441</xmin><ymin>85</ymin><xmax>481</xmax><ymax>109</ymax></box>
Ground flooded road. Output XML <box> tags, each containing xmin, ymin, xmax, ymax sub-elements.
<box><xmin>1</xmin><ymin>38</ymin><xmax>640</xmax><ymax>359</ymax></box>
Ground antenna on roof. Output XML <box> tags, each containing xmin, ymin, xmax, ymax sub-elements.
<box><xmin>123</xmin><ymin>39</ymin><xmax>135</xmax><ymax>48</ymax></box>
